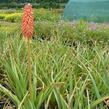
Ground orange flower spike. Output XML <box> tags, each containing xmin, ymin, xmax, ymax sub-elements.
<box><xmin>22</xmin><ymin>3</ymin><xmax>34</xmax><ymax>40</ymax></box>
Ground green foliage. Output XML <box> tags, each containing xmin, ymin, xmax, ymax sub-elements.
<box><xmin>40</xmin><ymin>2</ymin><xmax>61</xmax><ymax>8</ymax></box>
<box><xmin>0</xmin><ymin>13</ymin><xmax>22</xmax><ymax>22</ymax></box>
<box><xmin>0</xmin><ymin>0</ymin><xmax>68</xmax><ymax>3</ymax></box>
<box><xmin>35</xmin><ymin>21</ymin><xmax>109</xmax><ymax>45</ymax></box>
<box><xmin>35</xmin><ymin>21</ymin><xmax>53</xmax><ymax>40</ymax></box>
<box><xmin>0</xmin><ymin>0</ymin><xmax>67</xmax><ymax>9</ymax></box>
<box><xmin>0</xmin><ymin>21</ymin><xmax>20</xmax><ymax>34</ymax></box>
<box><xmin>0</xmin><ymin>21</ymin><xmax>109</xmax><ymax>108</ymax></box>
<box><xmin>0</xmin><ymin>2</ymin><xmax>24</xmax><ymax>9</ymax></box>
<box><xmin>4</xmin><ymin>13</ymin><xmax>22</xmax><ymax>22</ymax></box>
<box><xmin>35</xmin><ymin>9</ymin><xmax>61</xmax><ymax>21</ymax></box>
<box><xmin>0</xmin><ymin>14</ymin><xmax>5</xmax><ymax>20</ymax></box>
<box><xmin>0</xmin><ymin>9</ymin><xmax>61</xmax><ymax>22</ymax></box>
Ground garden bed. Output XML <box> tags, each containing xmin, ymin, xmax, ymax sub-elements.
<box><xmin>0</xmin><ymin>20</ymin><xmax>109</xmax><ymax>108</ymax></box>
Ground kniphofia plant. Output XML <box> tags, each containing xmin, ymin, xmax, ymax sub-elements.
<box><xmin>22</xmin><ymin>3</ymin><xmax>34</xmax><ymax>97</ymax></box>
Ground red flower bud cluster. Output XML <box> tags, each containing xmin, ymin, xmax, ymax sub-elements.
<box><xmin>22</xmin><ymin>3</ymin><xmax>34</xmax><ymax>39</ymax></box>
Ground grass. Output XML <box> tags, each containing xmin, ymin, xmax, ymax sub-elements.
<box><xmin>0</xmin><ymin>8</ymin><xmax>109</xmax><ymax>109</ymax></box>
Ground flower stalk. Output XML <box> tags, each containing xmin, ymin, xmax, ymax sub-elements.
<box><xmin>22</xmin><ymin>3</ymin><xmax>34</xmax><ymax>97</ymax></box>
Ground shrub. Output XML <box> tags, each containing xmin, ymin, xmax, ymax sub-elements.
<box><xmin>0</xmin><ymin>13</ymin><xmax>22</xmax><ymax>22</ymax></box>
<box><xmin>0</xmin><ymin>14</ymin><xmax>5</xmax><ymax>20</ymax></box>
<box><xmin>4</xmin><ymin>13</ymin><xmax>22</xmax><ymax>22</ymax></box>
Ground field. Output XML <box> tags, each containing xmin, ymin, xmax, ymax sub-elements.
<box><xmin>0</xmin><ymin>8</ymin><xmax>109</xmax><ymax>109</ymax></box>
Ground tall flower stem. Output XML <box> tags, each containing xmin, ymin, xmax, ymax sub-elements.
<box><xmin>27</xmin><ymin>39</ymin><xmax>32</xmax><ymax>97</ymax></box>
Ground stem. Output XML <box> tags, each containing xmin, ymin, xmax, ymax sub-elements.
<box><xmin>27</xmin><ymin>39</ymin><xmax>32</xmax><ymax>97</ymax></box>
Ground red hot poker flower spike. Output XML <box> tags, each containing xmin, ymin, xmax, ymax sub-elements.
<box><xmin>22</xmin><ymin>3</ymin><xmax>34</xmax><ymax>40</ymax></box>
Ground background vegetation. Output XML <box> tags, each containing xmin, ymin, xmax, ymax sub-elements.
<box><xmin>0</xmin><ymin>2</ymin><xmax>109</xmax><ymax>109</ymax></box>
<box><xmin>1</xmin><ymin>13</ymin><xmax>109</xmax><ymax>108</ymax></box>
<box><xmin>0</xmin><ymin>0</ymin><xmax>68</xmax><ymax>9</ymax></box>
<box><xmin>0</xmin><ymin>0</ymin><xmax>68</xmax><ymax>3</ymax></box>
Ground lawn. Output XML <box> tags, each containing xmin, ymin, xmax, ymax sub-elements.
<box><xmin>0</xmin><ymin>8</ymin><xmax>109</xmax><ymax>109</ymax></box>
